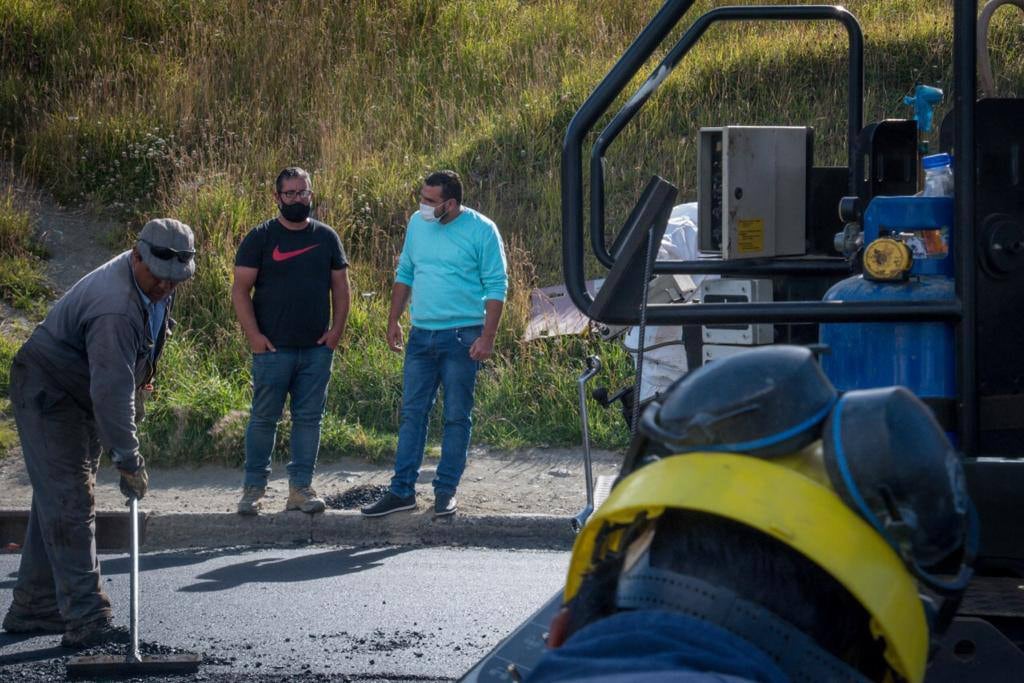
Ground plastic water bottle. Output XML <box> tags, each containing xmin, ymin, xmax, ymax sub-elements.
<box><xmin>922</xmin><ymin>153</ymin><xmax>954</xmax><ymax>197</ymax></box>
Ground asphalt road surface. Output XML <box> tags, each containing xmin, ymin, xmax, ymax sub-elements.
<box><xmin>0</xmin><ymin>545</ymin><xmax>569</xmax><ymax>682</ymax></box>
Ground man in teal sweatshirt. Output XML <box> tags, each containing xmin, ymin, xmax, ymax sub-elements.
<box><xmin>362</xmin><ymin>170</ymin><xmax>507</xmax><ymax>518</ymax></box>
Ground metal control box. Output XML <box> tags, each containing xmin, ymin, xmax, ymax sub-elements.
<box><xmin>698</xmin><ymin>126</ymin><xmax>810</xmax><ymax>259</ymax></box>
<box><xmin>699</xmin><ymin>278</ymin><xmax>774</xmax><ymax>345</ymax></box>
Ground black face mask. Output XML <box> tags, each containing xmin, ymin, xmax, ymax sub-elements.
<box><xmin>279</xmin><ymin>202</ymin><xmax>311</xmax><ymax>222</ymax></box>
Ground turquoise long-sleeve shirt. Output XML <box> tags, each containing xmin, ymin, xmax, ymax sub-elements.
<box><xmin>395</xmin><ymin>206</ymin><xmax>508</xmax><ymax>330</ymax></box>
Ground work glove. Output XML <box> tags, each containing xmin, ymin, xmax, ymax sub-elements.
<box><xmin>118</xmin><ymin>456</ymin><xmax>149</xmax><ymax>501</ymax></box>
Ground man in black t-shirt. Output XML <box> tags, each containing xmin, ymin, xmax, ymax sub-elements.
<box><xmin>232</xmin><ymin>167</ymin><xmax>350</xmax><ymax>515</ymax></box>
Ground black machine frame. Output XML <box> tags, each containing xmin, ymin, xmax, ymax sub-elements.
<box><xmin>459</xmin><ymin>2</ymin><xmax>1024</xmax><ymax>680</ymax></box>
<box><xmin>558</xmin><ymin>1</ymin><xmax>1024</xmax><ymax>675</ymax></box>
<box><xmin>562</xmin><ymin>0</ymin><xmax>1021</xmax><ymax>460</ymax></box>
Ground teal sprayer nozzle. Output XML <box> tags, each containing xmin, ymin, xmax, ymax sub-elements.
<box><xmin>904</xmin><ymin>84</ymin><xmax>944</xmax><ymax>133</ymax></box>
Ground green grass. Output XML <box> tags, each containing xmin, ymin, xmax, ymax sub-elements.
<box><xmin>136</xmin><ymin>283</ymin><xmax>635</xmax><ymax>466</ymax></box>
<box><xmin>1</xmin><ymin>0</ymin><xmax>1022</xmax><ymax>464</ymax></box>
<box><xmin>0</xmin><ymin>188</ymin><xmax>50</xmax><ymax>314</ymax></box>
<box><xmin>0</xmin><ymin>335</ymin><xmax>19</xmax><ymax>458</ymax></box>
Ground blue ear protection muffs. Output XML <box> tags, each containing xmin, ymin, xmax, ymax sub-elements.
<box><xmin>635</xmin><ymin>348</ymin><xmax>977</xmax><ymax>634</ymax></box>
<box><xmin>640</xmin><ymin>345</ymin><xmax>838</xmax><ymax>458</ymax></box>
<box><xmin>821</xmin><ymin>386</ymin><xmax>978</xmax><ymax>600</ymax></box>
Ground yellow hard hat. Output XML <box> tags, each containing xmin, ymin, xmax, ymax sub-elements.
<box><xmin>564</xmin><ymin>448</ymin><xmax>929</xmax><ymax>683</ymax></box>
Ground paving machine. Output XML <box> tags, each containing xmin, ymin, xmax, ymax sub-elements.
<box><xmin>461</xmin><ymin>1</ymin><xmax>1023</xmax><ymax>680</ymax></box>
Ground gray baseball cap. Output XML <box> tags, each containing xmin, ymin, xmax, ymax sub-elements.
<box><xmin>137</xmin><ymin>218</ymin><xmax>196</xmax><ymax>282</ymax></box>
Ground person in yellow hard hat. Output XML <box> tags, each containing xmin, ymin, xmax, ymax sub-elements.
<box><xmin>529</xmin><ymin>346</ymin><xmax>975</xmax><ymax>683</ymax></box>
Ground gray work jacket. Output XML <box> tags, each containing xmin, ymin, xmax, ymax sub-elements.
<box><xmin>18</xmin><ymin>251</ymin><xmax>174</xmax><ymax>467</ymax></box>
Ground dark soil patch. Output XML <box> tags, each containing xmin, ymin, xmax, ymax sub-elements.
<box><xmin>324</xmin><ymin>484</ymin><xmax>389</xmax><ymax>510</ymax></box>
<box><xmin>360</xmin><ymin>629</ymin><xmax>428</xmax><ymax>653</ymax></box>
<box><xmin>0</xmin><ymin>633</ymin><xmax>451</xmax><ymax>682</ymax></box>
<box><xmin>72</xmin><ymin>640</ymin><xmax>205</xmax><ymax>658</ymax></box>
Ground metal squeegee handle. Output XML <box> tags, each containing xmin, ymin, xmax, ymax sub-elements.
<box><xmin>128</xmin><ymin>496</ymin><xmax>141</xmax><ymax>664</ymax></box>
<box><xmin>572</xmin><ymin>356</ymin><xmax>602</xmax><ymax>533</ymax></box>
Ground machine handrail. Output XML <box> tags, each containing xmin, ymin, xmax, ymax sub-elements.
<box><xmin>561</xmin><ymin>0</ymin><xmax>978</xmax><ymax>448</ymax></box>
<box><xmin>588</xmin><ymin>5</ymin><xmax>864</xmax><ymax>268</ymax></box>
<box><xmin>604</xmin><ymin>300</ymin><xmax>962</xmax><ymax>326</ymax></box>
<box><xmin>650</xmin><ymin>258</ymin><xmax>852</xmax><ymax>276</ymax></box>
<box><xmin>562</xmin><ymin>0</ymin><xmax>696</xmax><ymax>315</ymax></box>
<box><xmin>561</xmin><ymin>1</ymin><xmax>959</xmax><ymax>326</ymax></box>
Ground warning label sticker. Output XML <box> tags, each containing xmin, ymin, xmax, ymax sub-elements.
<box><xmin>737</xmin><ymin>219</ymin><xmax>764</xmax><ymax>254</ymax></box>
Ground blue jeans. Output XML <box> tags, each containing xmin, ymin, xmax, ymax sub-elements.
<box><xmin>390</xmin><ymin>326</ymin><xmax>481</xmax><ymax>498</ymax></box>
<box><xmin>244</xmin><ymin>345</ymin><xmax>334</xmax><ymax>488</ymax></box>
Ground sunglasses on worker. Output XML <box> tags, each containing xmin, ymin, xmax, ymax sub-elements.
<box><xmin>141</xmin><ymin>239</ymin><xmax>195</xmax><ymax>263</ymax></box>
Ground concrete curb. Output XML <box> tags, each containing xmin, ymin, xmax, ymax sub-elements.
<box><xmin>1</xmin><ymin>509</ymin><xmax>577</xmax><ymax>552</ymax></box>
<box><xmin>148</xmin><ymin>511</ymin><xmax>577</xmax><ymax>550</ymax></box>
<box><xmin>1</xmin><ymin>509</ymin><xmax>141</xmax><ymax>552</ymax></box>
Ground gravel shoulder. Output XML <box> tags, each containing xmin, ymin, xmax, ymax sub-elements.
<box><xmin>0</xmin><ymin>447</ymin><xmax>622</xmax><ymax>516</ymax></box>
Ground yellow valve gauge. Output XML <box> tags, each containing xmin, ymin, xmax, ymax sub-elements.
<box><xmin>864</xmin><ymin>238</ymin><xmax>913</xmax><ymax>281</ymax></box>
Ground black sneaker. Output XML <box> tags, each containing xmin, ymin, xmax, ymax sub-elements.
<box><xmin>360</xmin><ymin>492</ymin><xmax>417</xmax><ymax>517</ymax></box>
<box><xmin>434</xmin><ymin>493</ymin><xmax>457</xmax><ymax>517</ymax></box>
<box><xmin>61</xmin><ymin>619</ymin><xmax>130</xmax><ymax>649</ymax></box>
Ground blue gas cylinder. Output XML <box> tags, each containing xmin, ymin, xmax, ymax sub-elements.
<box><xmin>820</xmin><ymin>276</ymin><xmax>955</xmax><ymax>396</ymax></box>
<box><xmin>820</xmin><ymin>195</ymin><xmax>955</xmax><ymax>402</ymax></box>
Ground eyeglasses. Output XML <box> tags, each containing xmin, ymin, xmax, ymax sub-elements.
<box><xmin>279</xmin><ymin>190</ymin><xmax>312</xmax><ymax>200</ymax></box>
<box><xmin>142</xmin><ymin>239</ymin><xmax>195</xmax><ymax>263</ymax></box>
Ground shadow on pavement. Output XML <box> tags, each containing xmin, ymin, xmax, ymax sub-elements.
<box><xmin>0</xmin><ymin>638</ymin><xmax>65</xmax><ymax>665</ymax></box>
<box><xmin>4</xmin><ymin>547</ymin><xmax>261</xmax><ymax>590</ymax></box>
<box><xmin>97</xmin><ymin>546</ymin><xmax>264</xmax><ymax>578</ymax></box>
<box><xmin>178</xmin><ymin>546</ymin><xmax>410</xmax><ymax>593</ymax></box>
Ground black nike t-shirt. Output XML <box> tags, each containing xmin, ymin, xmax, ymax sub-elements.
<box><xmin>234</xmin><ymin>218</ymin><xmax>348</xmax><ymax>347</ymax></box>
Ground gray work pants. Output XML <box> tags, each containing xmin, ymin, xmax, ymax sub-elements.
<box><xmin>7</xmin><ymin>355</ymin><xmax>112</xmax><ymax>629</ymax></box>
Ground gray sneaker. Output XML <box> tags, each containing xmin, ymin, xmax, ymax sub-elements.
<box><xmin>360</xmin><ymin>492</ymin><xmax>417</xmax><ymax>517</ymax></box>
<box><xmin>286</xmin><ymin>485</ymin><xmax>326</xmax><ymax>514</ymax></box>
<box><xmin>237</xmin><ymin>485</ymin><xmax>266</xmax><ymax>516</ymax></box>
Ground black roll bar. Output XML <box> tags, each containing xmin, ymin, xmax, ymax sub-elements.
<box><xmin>562</xmin><ymin>0</ymin><xmax>696</xmax><ymax>310</ymax></box>
<box><xmin>561</xmin><ymin>1</ymin><xmax>963</xmax><ymax>327</ymax></box>
<box><xmin>589</xmin><ymin>5</ymin><xmax>865</xmax><ymax>269</ymax></box>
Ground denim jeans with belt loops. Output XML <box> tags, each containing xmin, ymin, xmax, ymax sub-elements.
<box><xmin>243</xmin><ymin>345</ymin><xmax>333</xmax><ymax>488</ymax></box>
<box><xmin>390</xmin><ymin>325</ymin><xmax>481</xmax><ymax>498</ymax></box>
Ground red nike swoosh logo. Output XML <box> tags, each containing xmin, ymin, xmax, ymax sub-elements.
<box><xmin>272</xmin><ymin>244</ymin><xmax>319</xmax><ymax>262</ymax></box>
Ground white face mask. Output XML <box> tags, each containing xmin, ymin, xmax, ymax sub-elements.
<box><xmin>419</xmin><ymin>200</ymin><xmax>450</xmax><ymax>223</ymax></box>
<box><xmin>418</xmin><ymin>202</ymin><xmax>438</xmax><ymax>222</ymax></box>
